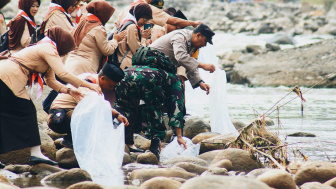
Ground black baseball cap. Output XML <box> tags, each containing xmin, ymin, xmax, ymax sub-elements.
<box><xmin>150</xmin><ymin>0</ymin><xmax>164</xmax><ymax>9</ymax></box>
<box><xmin>102</xmin><ymin>63</ymin><xmax>124</xmax><ymax>82</ymax></box>
<box><xmin>194</xmin><ymin>23</ymin><xmax>215</xmax><ymax>45</ymax></box>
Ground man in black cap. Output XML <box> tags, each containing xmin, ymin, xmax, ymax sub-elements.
<box><xmin>149</xmin><ymin>23</ymin><xmax>216</xmax><ymax>94</ymax></box>
<box><xmin>47</xmin><ymin>63</ymin><xmax>129</xmax><ymax>148</ymax></box>
<box><xmin>150</xmin><ymin>0</ymin><xmax>164</xmax><ymax>9</ymax></box>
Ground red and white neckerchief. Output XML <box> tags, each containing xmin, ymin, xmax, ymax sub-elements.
<box><xmin>86</xmin><ymin>13</ymin><xmax>100</xmax><ymax>22</ymax></box>
<box><xmin>30</xmin><ymin>36</ymin><xmax>57</xmax><ymax>100</ymax></box>
<box><xmin>47</xmin><ymin>3</ymin><xmax>74</xmax><ymax>26</ymax></box>
<box><xmin>75</xmin><ymin>4</ymin><xmax>82</xmax><ymax>25</ymax></box>
<box><xmin>119</xmin><ymin>12</ymin><xmax>141</xmax><ymax>32</ymax></box>
<box><xmin>17</xmin><ymin>10</ymin><xmax>36</xmax><ymax>29</ymax></box>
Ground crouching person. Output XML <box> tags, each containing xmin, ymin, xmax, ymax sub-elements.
<box><xmin>114</xmin><ymin>47</ymin><xmax>187</xmax><ymax>161</ymax></box>
<box><xmin>48</xmin><ymin>63</ymin><xmax>129</xmax><ymax>148</ymax></box>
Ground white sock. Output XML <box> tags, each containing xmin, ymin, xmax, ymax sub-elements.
<box><xmin>30</xmin><ymin>145</ymin><xmax>50</xmax><ymax>160</ymax></box>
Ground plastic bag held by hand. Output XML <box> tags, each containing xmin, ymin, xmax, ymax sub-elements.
<box><xmin>71</xmin><ymin>92</ymin><xmax>125</xmax><ymax>186</ymax></box>
<box><xmin>160</xmin><ymin>137</ymin><xmax>200</xmax><ymax>162</ymax></box>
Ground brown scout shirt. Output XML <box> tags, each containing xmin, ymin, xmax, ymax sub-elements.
<box><xmin>65</xmin><ymin>26</ymin><xmax>118</xmax><ymax>75</ymax></box>
<box><xmin>149</xmin><ymin>29</ymin><xmax>202</xmax><ymax>87</ymax></box>
<box><xmin>0</xmin><ymin>42</ymin><xmax>83</xmax><ymax>100</ymax></box>
<box><xmin>50</xmin><ymin>73</ymin><xmax>98</xmax><ymax>110</ymax></box>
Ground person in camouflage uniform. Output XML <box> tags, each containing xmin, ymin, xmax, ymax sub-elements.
<box><xmin>114</xmin><ymin>65</ymin><xmax>186</xmax><ymax>160</ymax></box>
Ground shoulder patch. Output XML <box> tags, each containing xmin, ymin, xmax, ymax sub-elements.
<box><xmin>100</xmin><ymin>27</ymin><xmax>106</xmax><ymax>37</ymax></box>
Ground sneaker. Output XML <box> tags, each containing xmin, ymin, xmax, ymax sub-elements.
<box><xmin>149</xmin><ymin>137</ymin><xmax>161</xmax><ymax>161</ymax></box>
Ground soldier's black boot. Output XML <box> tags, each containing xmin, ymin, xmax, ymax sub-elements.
<box><xmin>150</xmin><ymin>137</ymin><xmax>161</xmax><ymax>161</ymax></box>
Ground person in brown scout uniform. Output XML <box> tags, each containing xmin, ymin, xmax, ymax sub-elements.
<box><xmin>65</xmin><ymin>0</ymin><xmax>127</xmax><ymax>76</ymax></box>
<box><xmin>149</xmin><ymin>23</ymin><xmax>216</xmax><ymax>94</ymax></box>
<box><xmin>115</xmin><ymin>0</ymin><xmax>200</xmax><ymax>32</ymax></box>
<box><xmin>0</xmin><ymin>26</ymin><xmax>102</xmax><ymax>166</ymax></box>
<box><xmin>117</xmin><ymin>3</ymin><xmax>153</xmax><ymax>70</ymax></box>
<box><xmin>48</xmin><ymin>63</ymin><xmax>129</xmax><ymax>149</ymax></box>
<box><xmin>6</xmin><ymin>0</ymin><xmax>40</xmax><ymax>54</ymax></box>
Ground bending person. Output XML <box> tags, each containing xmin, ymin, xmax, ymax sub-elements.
<box><xmin>0</xmin><ymin>0</ymin><xmax>11</xmax><ymax>35</ymax></box>
<box><xmin>65</xmin><ymin>0</ymin><xmax>126</xmax><ymax>75</ymax></box>
<box><xmin>0</xmin><ymin>26</ymin><xmax>101</xmax><ymax>166</ymax></box>
<box><xmin>48</xmin><ymin>63</ymin><xmax>129</xmax><ymax>148</ymax></box>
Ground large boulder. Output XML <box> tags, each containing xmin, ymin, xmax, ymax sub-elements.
<box><xmin>324</xmin><ymin>177</ymin><xmax>336</xmax><ymax>188</ymax></box>
<box><xmin>163</xmin><ymin>156</ymin><xmax>209</xmax><ymax>167</ymax></box>
<box><xmin>201</xmin><ymin>167</ymin><xmax>228</xmax><ymax>176</ymax></box>
<box><xmin>211</xmin><ymin>148</ymin><xmax>262</xmax><ymax>172</ymax></box>
<box><xmin>56</xmin><ymin>148</ymin><xmax>79</xmax><ymax>169</ymax></box>
<box><xmin>246</xmin><ymin>168</ymin><xmax>273</xmax><ymax>178</ymax></box>
<box><xmin>134</xmin><ymin>134</ymin><xmax>151</xmax><ymax>150</ymax></box>
<box><xmin>301</xmin><ymin>182</ymin><xmax>334</xmax><ymax>189</ymax></box>
<box><xmin>67</xmin><ymin>181</ymin><xmax>104</xmax><ymax>189</ymax></box>
<box><xmin>256</xmin><ymin>169</ymin><xmax>296</xmax><ymax>189</ymax></box>
<box><xmin>130</xmin><ymin>168</ymin><xmax>196</xmax><ymax>182</ymax></box>
<box><xmin>191</xmin><ymin>132</ymin><xmax>220</xmax><ymax>144</ymax></box>
<box><xmin>210</xmin><ymin>159</ymin><xmax>233</xmax><ymax>171</ymax></box>
<box><xmin>183</xmin><ymin>116</ymin><xmax>211</xmax><ymax>139</ymax></box>
<box><xmin>267</xmin><ymin>33</ymin><xmax>296</xmax><ymax>45</ymax></box>
<box><xmin>231</xmin><ymin>119</ymin><xmax>248</xmax><ymax>131</ymax></box>
<box><xmin>140</xmin><ymin>177</ymin><xmax>182</xmax><ymax>189</ymax></box>
<box><xmin>0</xmin><ymin>130</ymin><xmax>57</xmax><ymax>164</ymax></box>
<box><xmin>123</xmin><ymin>153</ymin><xmax>132</xmax><ymax>165</ymax></box>
<box><xmin>0</xmin><ymin>183</ymin><xmax>20</xmax><ymax>189</ymax></box>
<box><xmin>29</xmin><ymin>163</ymin><xmax>64</xmax><ymax>178</ymax></box>
<box><xmin>199</xmin><ymin>134</ymin><xmax>237</xmax><ymax>154</ymax></box>
<box><xmin>41</xmin><ymin>168</ymin><xmax>91</xmax><ymax>185</ymax></box>
<box><xmin>197</xmin><ymin>150</ymin><xmax>224</xmax><ymax>164</ymax></box>
<box><xmin>4</xmin><ymin>164</ymin><xmax>31</xmax><ymax>174</ymax></box>
<box><xmin>295</xmin><ymin>161</ymin><xmax>336</xmax><ymax>186</ymax></box>
<box><xmin>180</xmin><ymin>176</ymin><xmax>270</xmax><ymax>189</ymax></box>
<box><xmin>136</xmin><ymin>152</ymin><xmax>158</xmax><ymax>165</ymax></box>
<box><xmin>173</xmin><ymin>162</ymin><xmax>208</xmax><ymax>175</ymax></box>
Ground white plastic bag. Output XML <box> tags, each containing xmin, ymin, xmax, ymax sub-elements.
<box><xmin>71</xmin><ymin>92</ymin><xmax>125</xmax><ymax>186</ymax></box>
<box><xmin>210</xmin><ymin>70</ymin><xmax>239</xmax><ymax>136</ymax></box>
<box><xmin>160</xmin><ymin>137</ymin><xmax>200</xmax><ymax>162</ymax></box>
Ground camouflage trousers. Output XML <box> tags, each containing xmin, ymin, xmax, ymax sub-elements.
<box><xmin>114</xmin><ymin>66</ymin><xmax>185</xmax><ymax>143</ymax></box>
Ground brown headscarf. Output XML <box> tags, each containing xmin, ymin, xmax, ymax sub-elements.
<box><xmin>52</xmin><ymin>0</ymin><xmax>77</xmax><ymax>12</ymax></box>
<box><xmin>8</xmin><ymin>0</ymin><xmax>40</xmax><ymax>50</ymax></box>
<box><xmin>73</xmin><ymin>0</ymin><xmax>115</xmax><ymax>47</ymax></box>
<box><xmin>0</xmin><ymin>0</ymin><xmax>11</xmax><ymax>10</ymax></box>
<box><xmin>129</xmin><ymin>3</ymin><xmax>152</xmax><ymax>22</ymax></box>
<box><xmin>47</xmin><ymin>26</ymin><xmax>76</xmax><ymax>56</ymax></box>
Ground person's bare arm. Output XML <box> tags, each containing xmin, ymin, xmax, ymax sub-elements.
<box><xmin>167</xmin><ymin>17</ymin><xmax>200</xmax><ymax>29</ymax></box>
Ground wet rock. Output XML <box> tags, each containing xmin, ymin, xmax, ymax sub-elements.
<box><xmin>294</xmin><ymin>161</ymin><xmax>336</xmax><ymax>186</ymax></box>
<box><xmin>200</xmin><ymin>134</ymin><xmax>237</xmax><ymax>154</ymax></box>
<box><xmin>67</xmin><ymin>181</ymin><xmax>104</xmax><ymax>189</ymax></box>
<box><xmin>56</xmin><ymin>148</ymin><xmax>79</xmax><ymax>169</ymax></box>
<box><xmin>225</xmin><ymin>52</ymin><xmax>242</xmax><ymax>62</ymax></box>
<box><xmin>256</xmin><ymin>169</ymin><xmax>296</xmax><ymax>189</ymax></box>
<box><xmin>288</xmin><ymin>161</ymin><xmax>307</xmax><ymax>174</ymax></box>
<box><xmin>180</xmin><ymin>175</ymin><xmax>270</xmax><ymax>189</ymax></box>
<box><xmin>257</xmin><ymin>23</ymin><xmax>274</xmax><ymax>34</ymax></box>
<box><xmin>130</xmin><ymin>168</ymin><xmax>196</xmax><ymax>182</ymax></box>
<box><xmin>246</xmin><ymin>45</ymin><xmax>262</xmax><ymax>55</ymax></box>
<box><xmin>0</xmin><ymin>130</ymin><xmax>56</xmax><ymax>164</ymax></box>
<box><xmin>163</xmin><ymin>156</ymin><xmax>209</xmax><ymax>167</ymax></box>
<box><xmin>210</xmin><ymin>159</ymin><xmax>233</xmax><ymax>171</ymax></box>
<box><xmin>301</xmin><ymin>182</ymin><xmax>334</xmax><ymax>189</ymax></box>
<box><xmin>267</xmin><ymin>33</ymin><xmax>295</xmax><ymax>45</ymax></box>
<box><xmin>211</xmin><ymin>148</ymin><xmax>263</xmax><ymax>172</ymax></box>
<box><xmin>266</xmin><ymin>43</ymin><xmax>281</xmax><ymax>51</ymax></box>
<box><xmin>183</xmin><ymin>116</ymin><xmax>211</xmax><ymax>139</ymax></box>
<box><xmin>24</xmin><ymin>187</ymin><xmax>60</xmax><ymax>189</ymax></box>
<box><xmin>140</xmin><ymin>177</ymin><xmax>182</xmax><ymax>189</ymax></box>
<box><xmin>54</xmin><ymin>138</ymin><xmax>64</xmax><ymax>150</ymax></box>
<box><xmin>136</xmin><ymin>152</ymin><xmax>158</xmax><ymax>165</ymax></box>
<box><xmin>246</xmin><ymin>168</ymin><xmax>273</xmax><ymax>177</ymax></box>
<box><xmin>324</xmin><ymin>177</ymin><xmax>336</xmax><ymax>188</ymax></box>
<box><xmin>0</xmin><ymin>183</ymin><xmax>20</xmax><ymax>189</ymax></box>
<box><xmin>197</xmin><ymin>150</ymin><xmax>224</xmax><ymax>164</ymax></box>
<box><xmin>0</xmin><ymin>173</ymin><xmax>11</xmax><ymax>185</ymax></box>
<box><xmin>252</xmin><ymin>124</ymin><xmax>280</xmax><ymax>144</ymax></box>
<box><xmin>125</xmin><ymin>145</ymin><xmax>130</xmax><ymax>155</ymax></box>
<box><xmin>44</xmin><ymin>127</ymin><xmax>65</xmax><ymax>141</ymax></box>
<box><xmin>170</xmin><ymin>177</ymin><xmax>187</xmax><ymax>184</ymax></box>
<box><xmin>105</xmin><ymin>186</ymin><xmax>141</xmax><ymax>189</ymax></box>
<box><xmin>41</xmin><ymin>168</ymin><xmax>92</xmax><ymax>185</ymax></box>
<box><xmin>231</xmin><ymin>119</ymin><xmax>248</xmax><ymax>131</ymax></box>
<box><xmin>287</xmin><ymin>132</ymin><xmax>316</xmax><ymax>137</ymax></box>
<box><xmin>250</xmin><ymin>117</ymin><xmax>275</xmax><ymax>126</ymax></box>
<box><xmin>123</xmin><ymin>153</ymin><xmax>132</xmax><ymax>165</ymax></box>
<box><xmin>165</xmin><ymin>130</ymin><xmax>174</xmax><ymax>143</ymax></box>
<box><xmin>4</xmin><ymin>164</ymin><xmax>31</xmax><ymax>174</ymax></box>
<box><xmin>191</xmin><ymin>132</ymin><xmax>220</xmax><ymax>144</ymax></box>
<box><xmin>329</xmin><ymin>27</ymin><xmax>336</xmax><ymax>36</ymax></box>
<box><xmin>29</xmin><ymin>163</ymin><xmax>64</xmax><ymax>177</ymax></box>
<box><xmin>238</xmin><ymin>54</ymin><xmax>255</xmax><ymax>64</ymax></box>
<box><xmin>134</xmin><ymin>134</ymin><xmax>151</xmax><ymax>150</ymax></box>
<box><xmin>173</xmin><ymin>162</ymin><xmax>208</xmax><ymax>175</ymax></box>
<box><xmin>201</xmin><ymin>167</ymin><xmax>228</xmax><ymax>176</ymax></box>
